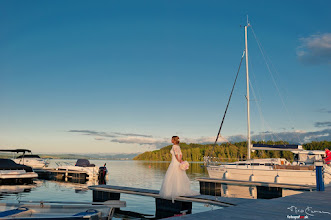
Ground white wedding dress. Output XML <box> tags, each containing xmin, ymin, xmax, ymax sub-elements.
<box><xmin>159</xmin><ymin>144</ymin><xmax>199</xmax><ymax>202</ymax></box>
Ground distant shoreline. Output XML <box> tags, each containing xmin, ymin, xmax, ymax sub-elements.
<box><xmin>0</xmin><ymin>153</ymin><xmax>138</xmax><ymax>160</ymax></box>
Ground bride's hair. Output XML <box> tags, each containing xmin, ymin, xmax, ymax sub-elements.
<box><xmin>172</xmin><ymin>136</ymin><xmax>180</xmax><ymax>145</ymax></box>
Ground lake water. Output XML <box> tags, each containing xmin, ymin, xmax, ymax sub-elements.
<box><xmin>0</xmin><ymin>159</ymin><xmax>220</xmax><ymax>219</ymax></box>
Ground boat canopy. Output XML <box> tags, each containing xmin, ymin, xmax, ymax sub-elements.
<box><xmin>252</xmin><ymin>144</ymin><xmax>303</xmax><ymax>151</ymax></box>
<box><xmin>75</xmin><ymin>159</ymin><xmax>95</xmax><ymax>167</ymax></box>
<box><xmin>16</xmin><ymin>155</ymin><xmax>41</xmax><ymax>159</ymax></box>
<box><xmin>0</xmin><ymin>149</ymin><xmax>32</xmax><ymax>153</ymax></box>
<box><xmin>0</xmin><ymin>159</ymin><xmax>33</xmax><ymax>172</ymax></box>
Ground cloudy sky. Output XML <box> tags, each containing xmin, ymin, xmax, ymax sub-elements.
<box><xmin>0</xmin><ymin>1</ymin><xmax>330</xmax><ymax>154</ymax></box>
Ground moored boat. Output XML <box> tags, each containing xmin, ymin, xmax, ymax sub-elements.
<box><xmin>0</xmin><ymin>200</ymin><xmax>126</xmax><ymax>219</ymax></box>
<box><xmin>56</xmin><ymin>159</ymin><xmax>108</xmax><ymax>181</ymax></box>
<box><xmin>0</xmin><ymin>159</ymin><xmax>38</xmax><ymax>185</ymax></box>
<box><xmin>13</xmin><ymin>154</ymin><xmax>49</xmax><ymax>169</ymax></box>
<box><xmin>0</xmin><ymin>149</ymin><xmax>49</xmax><ymax>169</ymax></box>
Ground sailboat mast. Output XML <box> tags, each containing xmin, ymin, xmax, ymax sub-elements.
<box><xmin>245</xmin><ymin>21</ymin><xmax>251</xmax><ymax>160</ymax></box>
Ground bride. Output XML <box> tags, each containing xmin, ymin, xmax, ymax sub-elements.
<box><xmin>159</xmin><ymin>136</ymin><xmax>199</xmax><ymax>203</ymax></box>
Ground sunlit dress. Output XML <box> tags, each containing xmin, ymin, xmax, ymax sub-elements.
<box><xmin>159</xmin><ymin>144</ymin><xmax>199</xmax><ymax>203</ymax></box>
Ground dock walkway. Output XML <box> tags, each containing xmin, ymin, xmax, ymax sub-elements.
<box><xmin>172</xmin><ymin>185</ymin><xmax>331</xmax><ymax>220</ymax></box>
<box><xmin>88</xmin><ymin>185</ymin><xmax>252</xmax><ymax>207</ymax></box>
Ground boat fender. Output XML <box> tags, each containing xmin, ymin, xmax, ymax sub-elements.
<box><xmin>250</xmin><ymin>174</ymin><xmax>254</xmax><ymax>181</ymax></box>
<box><xmin>275</xmin><ymin>174</ymin><xmax>280</xmax><ymax>183</ymax></box>
<box><xmin>223</xmin><ymin>171</ymin><xmax>229</xmax><ymax>179</ymax></box>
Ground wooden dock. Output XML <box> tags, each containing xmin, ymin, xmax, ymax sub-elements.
<box><xmin>88</xmin><ymin>185</ymin><xmax>252</xmax><ymax>207</ymax></box>
<box><xmin>34</xmin><ymin>168</ymin><xmax>88</xmax><ymax>180</ymax></box>
<box><xmin>88</xmin><ymin>183</ymin><xmax>331</xmax><ymax>219</ymax></box>
<box><xmin>171</xmin><ymin>185</ymin><xmax>331</xmax><ymax>220</ymax></box>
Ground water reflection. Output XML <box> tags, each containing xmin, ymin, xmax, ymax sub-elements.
<box><xmin>0</xmin><ymin>184</ymin><xmax>38</xmax><ymax>194</ymax></box>
<box><xmin>201</xmin><ymin>183</ymin><xmax>303</xmax><ymax>199</ymax></box>
<box><xmin>47</xmin><ymin>179</ymin><xmax>100</xmax><ymax>194</ymax></box>
<box><xmin>0</xmin><ymin>180</ymin><xmax>42</xmax><ymax>200</ymax></box>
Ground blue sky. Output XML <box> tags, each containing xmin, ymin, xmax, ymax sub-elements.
<box><xmin>0</xmin><ymin>0</ymin><xmax>330</xmax><ymax>153</ymax></box>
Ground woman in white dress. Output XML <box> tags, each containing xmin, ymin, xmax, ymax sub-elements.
<box><xmin>159</xmin><ymin>136</ymin><xmax>199</xmax><ymax>203</ymax></box>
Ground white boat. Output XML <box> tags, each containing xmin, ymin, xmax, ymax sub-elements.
<box><xmin>0</xmin><ymin>149</ymin><xmax>49</xmax><ymax>169</ymax></box>
<box><xmin>205</xmin><ymin>20</ymin><xmax>331</xmax><ymax>186</ymax></box>
<box><xmin>56</xmin><ymin>159</ymin><xmax>108</xmax><ymax>180</ymax></box>
<box><xmin>0</xmin><ymin>200</ymin><xmax>126</xmax><ymax>219</ymax></box>
<box><xmin>0</xmin><ymin>159</ymin><xmax>38</xmax><ymax>185</ymax></box>
<box><xmin>13</xmin><ymin>154</ymin><xmax>49</xmax><ymax>169</ymax></box>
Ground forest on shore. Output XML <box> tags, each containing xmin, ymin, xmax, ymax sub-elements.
<box><xmin>133</xmin><ymin>141</ymin><xmax>331</xmax><ymax>162</ymax></box>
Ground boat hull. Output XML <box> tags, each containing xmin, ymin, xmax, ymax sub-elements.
<box><xmin>207</xmin><ymin>165</ymin><xmax>331</xmax><ymax>185</ymax></box>
<box><xmin>13</xmin><ymin>159</ymin><xmax>49</xmax><ymax>169</ymax></box>
<box><xmin>56</xmin><ymin>166</ymin><xmax>99</xmax><ymax>180</ymax></box>
<box><xmin>0</xmin><ymin>170</ymin><xmax>38</xmax><ymax>185</ymax></box>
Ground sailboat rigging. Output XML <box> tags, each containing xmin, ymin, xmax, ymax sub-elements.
<box><xmin>206</xmin><ymin>20</ymin><xmax>331</xmax><ymax>186</ymax></box>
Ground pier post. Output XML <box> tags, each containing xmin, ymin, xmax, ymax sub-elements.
<box><xmin>92</xmin><ymin>190</ymin><xmax>121</xmax><ymax>202</ymax></box>
<box><xmin>256</xmin><ymin>186</ymin><xmax>282</xmax><ymax>199</ymax></box>
<box><xmin>199</xmin><ymin>181</ymin><xmax>222</xmax><ymax>196</ymax></box>
<box><xmin>315</xmin><ymin>161</ymin><xmax>325</xmax><ymax>191</ymax></box>
<box><xmin>155</xmin><ymin>198</ymin><xmax>192</xmax><ymax>219</ymax></box>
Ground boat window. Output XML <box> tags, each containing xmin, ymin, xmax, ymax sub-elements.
<box><xmin>265</xmin><ymin>163</ymin><xmax>273</xmax><ymax>166</ymax></box>
<box><xmin>294</xmin><ymin>154</ymin><xmax>299</xmax><ymax>161</ymax></box>
<box><xmin>17</xmin><ymin>155</ymin><xmax>41</xmax><ymax>159</ymax></box>
<box><xmin>237</xmin><ymin>163</ymin><xmax>247</xmax><ymax>165</ymax></box>
<box><xmin>251</xmin><ymin>163</ymin><xmax>260</xmax><ymax>166</ymax></box>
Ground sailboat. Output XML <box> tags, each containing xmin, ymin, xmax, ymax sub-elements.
<box><xmin>205</xmin><ymin>20</ymin><xmax>331</xmax><ymax>186</ymax></box>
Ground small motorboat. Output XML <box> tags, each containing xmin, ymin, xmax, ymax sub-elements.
<box><xmin>0</xmin><ymin>200</ymin><xmax>126</xmax><ymax>219</ymax></box>
<box><xmin>0</xmin><ymin>159</ymin><xmax>38</xmax><ymax>185</ymax></box>
<box><xmin>13</xmin><ymin>154</ymin><xmax>49</xmax><ymax>169</ymax></box>
<box><xmin>0</xmin><ymin>149</ymin><xmax>49</xmax><ymax>169</ymax></box>
<box><xmin>56</xmin><ymin>159</ymin><xmax>108</xmax><ymax>181</ymax></box>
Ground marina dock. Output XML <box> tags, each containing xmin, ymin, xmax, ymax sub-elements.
<box><xmin>88</xmin><ymin>184</ymin><xmax>254</xmax><ymax>218</ymax></box>
<box><xmin>88</xmin><ymin>185</ymin><xmax>251</xmax><ymax>207</ymax></box>
<box><xmin>89</xmin><ymin>183</ymin><xmax>330</xmax><ymax>219</ymax></box>
<box><xmin>34</xmin><ymin>168</ymin><xmax>89</xmax><ymax>180</ymax></box>
<box><xmin>171</xmin><ymin>185</ymin><xmax>331</xmax><ymax>220</ymax></box>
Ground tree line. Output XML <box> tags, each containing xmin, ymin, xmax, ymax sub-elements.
<box><xmin>133</xmin><ymin>140</ymin><xmax>331</xmax><ymax>162</ymax></box>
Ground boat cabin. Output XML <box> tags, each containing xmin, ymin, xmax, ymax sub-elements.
<box><xmin>291</xmin><ymin>150</ymin><xmax>325</xmax><ymax>165</ymax></box>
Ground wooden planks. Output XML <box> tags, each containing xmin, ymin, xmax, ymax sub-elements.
<box><xmin>88</xmin><ymin>185</ymin><xmax>252</xmax><ymax>207</ymax></box>
<box><xmin>171</xmin><ymin>186</ymin><xmax>331</xmax><ymax>220</ymax></box>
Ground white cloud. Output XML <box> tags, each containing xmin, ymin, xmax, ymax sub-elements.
<box><xmin>297</xmin><ymin>33</ymin><xmax>331</xmax><ymax>64</ymax></box>
<box><xmin>111</xmin><ymin>137</ymin><xmax>166</xmax><ymax>145</ymax></box>
<box><xmin>69</xmin><ymin>128</ymin><xmax>331</xmax><ymax>150</ymax></box>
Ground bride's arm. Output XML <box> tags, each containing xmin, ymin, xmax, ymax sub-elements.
<box><xmin>174</xmin><ymin>145</ymin><xmax>183</xmax><ymax>163</ymax></box>
<box><xmin>175</xmin><ymin>154</ymin><xmax>183</xmax><ymax>163</ymax></box>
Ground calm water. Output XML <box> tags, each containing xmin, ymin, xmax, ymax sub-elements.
<box><xmin>0</xmin><ymin>159</ymin><xmax>219</xmax><ymax>219</ymax></box>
